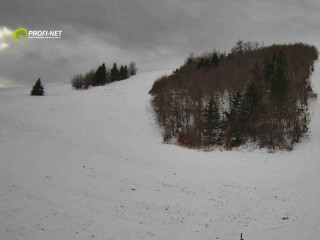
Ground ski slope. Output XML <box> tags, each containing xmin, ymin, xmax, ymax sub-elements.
<box><xmin>0</xmin><ymin>66</ymin><xmax>320</xmax><ymax>240</ymax></box>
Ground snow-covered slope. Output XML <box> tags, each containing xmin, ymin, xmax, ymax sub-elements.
<box><xmin>1</xmin><ymin>67</ymin><xmax>320</xmax><ymax>240</ymax></box>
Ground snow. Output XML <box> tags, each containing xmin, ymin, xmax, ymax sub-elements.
<box><xmin>1</xmin><ymin>66</ymin><xmax>320</xmax><ymax>240</ymax></box>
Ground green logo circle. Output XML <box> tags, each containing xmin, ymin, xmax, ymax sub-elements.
<box><xmin>12</xmin><ymin>28</ymin><xmax>27</xmax><ymax>40</ymax></box>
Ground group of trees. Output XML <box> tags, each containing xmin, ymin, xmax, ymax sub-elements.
<box><xmin>72</xmin><ymin>61</ymin><xmax>137</xmax><ymax>90</ymax></box>
<box><xmin>149</xmin><ymin>42</ymin><xmax>318</xmax><ymax>150</ymax></box>
<box><xmin>196</xmin><ymin>51</ymin><xmax>225</xmax><ymax>69</ymax></box>
<box><xmin>231</xmin><ymin>40</ymin><xmax>261</xmax><ymax>53</ymax></box>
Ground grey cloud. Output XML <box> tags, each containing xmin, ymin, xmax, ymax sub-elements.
<box><xmin>0</xmin><ymin>0</ymin><xmax>319</xmax><ymax>87</ymax></box>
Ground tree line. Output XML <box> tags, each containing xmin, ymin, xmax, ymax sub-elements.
<box><xmin>72</xmin><ymin>61</ymin><xmax>137</xmax><ymax>90</ymax></box>
<box><xmin>149</xmin><ymin>42</ymin><xmax>318</xmax><ymax>150</ymax></box>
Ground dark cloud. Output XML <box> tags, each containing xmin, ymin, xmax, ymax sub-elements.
<box><xmin>0</xmin><ymin>0</ymin><xmax>319</xmax><ymax>87</ymax></box>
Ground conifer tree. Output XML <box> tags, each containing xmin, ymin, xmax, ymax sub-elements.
<box><xmin>224</xmin><ymin>91</ymin><xmax>243</xmax><ymax>146</ymax></box>
<box><xmin>110</xmin><ymin>63</ymin><xmax>119</xmax><ymax>82</ymax></box>
<box><xmin>225</xmin><ymin>91</ymin><xmax>242</xmax><ymax>122</ymax></box>
<box><xmin>240</xmin><ymin>81</ymin><xmax>263</xmax><ymax>121</ymax></box>
<box><xmin>263</xmin><ymin>51</ymin><xmax>288</xmax><ymax>99</ymax></box>
<box><xmin>100</xmin><ymin>63</ymin><xmax>107</xmax><ymax>85</ymax></box>
<box><xmin>272</xmin><ymin>51</ymin><xmax>288</xmax><ymax>98</ymax></box>
<box><xmin>124</xmin><ymin>65</ymin><xmax>128</xmax><ymax>79</ymax></box>
<box><xmin>263</xmin><ymin>58</ymin><xmax>272</xmax><ymax>88</ymax></box>
<box><xmin>119</xmin><ymin>65</ymin><xmax>125</xmax><ymax>80</ymax></box>
<box><xmin>211</xmin><ymin>52</ymin><xmax>220</xmax><ymax>67</ymax></box>
<box><xmin>31</xmin><ymin>78</ymin><xmax>45</xmax><ymax>96</ymax></box>
<box><xmin>93</xmin><ymin>66</ymin><xmax>102</xmax><ymax>86</ymax></box>
<box><xmin>202</xmin><ymin>98</ymin><xmax>221</xmax><ymax>144</ymax></box>
<box><xmin>93</xmin><ymin>63</ymin><xmax>108</xmax><ymax>86</ymax></box>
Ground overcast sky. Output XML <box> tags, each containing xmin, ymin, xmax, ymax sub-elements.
<box><xmin>0</xmin><ymin>0</ymin><xmax>320</xmax><ymax>88</ymax></box>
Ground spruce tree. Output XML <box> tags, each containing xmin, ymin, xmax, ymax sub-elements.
<box><xmin>203</xmin><ymin>98</ymin><xmax>221</xmax><ymax>144</ymax></box>
<box><xmin>93</xmin><ymin>66</ymin><xmax>102</xmax><ymax>86</ymax></box>
<box><xmin>124</xmin><ymin>65</ymin><xmax>128</xmax><ymax>79</ymax></box>
<box><xmin>119</xmin><ymin>65</ymin><xmax>124</xmax><ymax>80</ymax></box>
<box><xmin>211</xmin><ymin>52</ymin><xmax>220</xmax><ymax>67</ymax></box>
<box><xmin>225</xmin><ymin>91</ymin><xmax>242</xmax><ymax>122</ymax></box>
<box><xmin>100</xmin><ymin>63</ymin><xmax>107</xmax><ymax>85</ymax></box>
<box><xmin>272</xmin><ymin>51</ymin><xmax>288</xmax><ymax>98</ymax></box>
<box><xmin>263</xmin><ymin>51</ymin><xmax>288</xmax><ymax>99</ymax></box>
<box><xmin>240</xmin><ymin>81</ymin><xmax>263</xmax><ymax>121</ymax></box>
<box><xmin>110</xmin><ymin>63</ymin><xmax>119</xmax><ymax>82</ymax></box>
<box><xmin>31</xmin><ymin>78</ymin><xmax>45</xmax><ymax>96</ymax></box>
<box><xmin>224</xmin><ymin>92</ymin><xmax>243</xmax><ymax>146</ymax></box>
<box><xmin>263</xmin><ymin>57</ymin><xmax>273</xmax><ymax>88</ymax></box>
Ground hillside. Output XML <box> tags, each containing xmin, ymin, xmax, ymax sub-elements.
<box><xmin>1</xmin><ymin>68</ymin><xmax>320</xmax><ymax>240</ymax></box>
